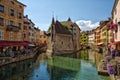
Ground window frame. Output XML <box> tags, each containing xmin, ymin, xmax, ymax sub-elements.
<box><xmin>0</xmin><ymin>30</ymin><xmax>4</xmax><ymax>40</ymax></box>
<box><xmin>9</xmin><ymin>32</ymin><xmax>14</xmax><ymax>41</ymax></box>
<box><xmin>0</xmin><ymin>4</ymin><xmax>4</xmax><ymax>13</ymax></box>
<box><xmin>0</xmin><ymin>17</ymin><xmax>4</xmax><ymax>26</ymax></box>
<box><xmin>9</xmin><ymin>9</ymin><xmax>15</xmax><ymax>16</ymax></box>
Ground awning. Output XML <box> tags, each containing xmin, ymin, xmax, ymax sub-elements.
<box><xmin>0</xmin><ymin>41</ymin><xmax>28</xmax><ymax>47</ymax></box>
<box><xmin>97</xmin><ymin>42</ymin><xmax>104</xmax><ymax>45</ymax></box>
<box><xmin>107</xmin><ymin>42</ymin><xmax>118</xmax><ymax>47</ymax></box>
<box><xmin>28</xmin><ymin>44</ymin><xmax>35</xmax><ymax>47</ymax></box>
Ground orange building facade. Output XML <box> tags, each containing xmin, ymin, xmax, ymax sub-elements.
<box><xmin>95</xmin><ymin>27</ymin><xmax>100</xmax><ymax>45</ymax></box>
<box><xmin>0</xmin><ymin>0</ymin><xmax>25</xmax><ymax>41</ymax></box>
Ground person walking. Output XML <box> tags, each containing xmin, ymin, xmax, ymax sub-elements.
<box><xmin>98</xmin><ymin>46</ymin><xmax>103</xmax><ymax>62</ymax></box>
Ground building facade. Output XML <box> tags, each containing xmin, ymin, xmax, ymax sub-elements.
<box><xmin>23</xmin><ymin>15</ymin><xmax>30</xmax><ymax>42</ymax></box>
<box><xmin>88</xmin><ymin>30</ymin><xmax>95</xmax><ymax>45</ymax></box>
<box><xmin>29</xmin><ymin>20</ymin><xmax>35</xmax><ymax>44</ymax></box>
<box><xmin>34</xmin><ymin>27</ymin><xmax>41</xmax><ymax>46</ymax></box>
<box><xmin>95</xmin><ymin>27</ymin><xmax>100</xmax><ymax>45</ymax></box>
<box><xmin>99</xmin><ymin>21</ymin><xmax>109</xmax><ymax>45</ymax></box>
<box><xmin>39</xmin><ymin>31</ymin><xmax>47</xmax><ymax>46</ymax></box>
<box><xmin>111</xmin><ymin>0</ymin><xmax>120</xmax><ymax>49</ymax></box>
<box><xmin>0</xmin><ymin>0</ymin><xmax>25</xmax><ymax>41</ymax></box>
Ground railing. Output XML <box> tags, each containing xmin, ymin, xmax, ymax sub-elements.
<box><xmin>6</xmin><ymin>25</ymin><xmax>20</xmax><ymax>32</ymax></box>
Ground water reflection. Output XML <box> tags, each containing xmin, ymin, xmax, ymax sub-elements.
<box><xmin>0</xmin><ymin>50</ymin><xmax>110</xmax><ymax>80</ymax></box>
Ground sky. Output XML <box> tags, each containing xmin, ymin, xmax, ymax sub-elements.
<box><xmin>19</xmin><ymin>0</ymin><xmax>114</xmax><ymax>31</ymax></box>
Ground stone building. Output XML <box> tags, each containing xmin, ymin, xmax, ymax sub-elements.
<box><xmin>47</xmin><ymin>18</ymin><xmax>81</xmax><ymax>55</ymax></box>
<box><xmin>61</xmin><ymin>18</ymin><xmax>81</xmax><ymax>51</ymax></box>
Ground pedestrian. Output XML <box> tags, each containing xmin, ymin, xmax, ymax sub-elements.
<box><xmin>111</xmin><ymin>48</ymin><xmax>116</xmax><ymax>59</ymax></box>
<box><xmin>98</xmin><ymin>46</ymin><xmax>103</xmax><ymax>61</ymax></box>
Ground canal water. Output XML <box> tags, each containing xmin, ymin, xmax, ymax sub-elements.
<box><xmin>0</xmin><ymin>50</ymin><xmax>110</xmax><ymax>80</ymax></box>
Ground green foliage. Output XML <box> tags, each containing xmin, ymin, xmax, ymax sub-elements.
<box><xmin>81</xmin><ymin>33</ymin><xmax>87</xmax><ymax>45</ymax></box>
<box><xmin>61</xmin><ymin>23</ymin><xmax>71</xmax><ymax>33</ymax></box>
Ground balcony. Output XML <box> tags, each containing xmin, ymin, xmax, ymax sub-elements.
<box><xmin>6</xmin><ymin>25</ymin><xmax>20</xmax><ymax>32</ymax></box>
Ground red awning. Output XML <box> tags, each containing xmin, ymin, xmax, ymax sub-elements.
<box><xmin>107</xmin><ymin>42</ymin><xmax>118</xmax><ymax>47</ymax></box>
<box><xmin>0</xmin><ymin>41</ymin><xmax>28</xmax><ymax>47</ymax></box>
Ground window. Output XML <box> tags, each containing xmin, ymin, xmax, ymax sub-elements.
<box><xmin>9</xmin><ymin>32</ymin><xmax>14</xmax><ymax>41</ymax></box>
<box><xmin>18</xmin><ymin>23</ymin><xmax>21</xmax><ymax>29</ymax></box>
<box><xmin>0</xmin><ymin>17</ymin><xmax>4</xmax><ymax>26</ymax></box>
<box><xmin>19</xmin><ymin>5</ymin><xmax>22</xmax><ymax>9</ymax></box>
<box><xmin>32</xmin><ymin>33</ymin><xmax>34</xmax><ymax>36</ymax></box>
<box><xmin>9</xmin><ymin>20</ymin><xmax>14</xmax><ymax>25</ymax></box>
<box><xmin>18</xmin><ymin>32</ymin><xmax>21</xmax><ymax>41</ymax></box>
<box><xmin>18</xmin><ymin>13</ymin><xmax>22</xmax><ymax>19</ymax></box>
<box><xmin>11</xmin><ymin>1</ymin><xmax>14</xmax><ymax>5</ymax></box>
<box><xmin>10</xmin><ymin>9</ymin><xmax>14</xmax><ymax>16</ymax></box>
<box><xmin>0</xmin><ymin>30</ymin><xmax>4</xmax><ymax>40</ymax></box>
<box><xmin>40</xmin><ymin>35</ymin><xmax>42</xmax><ymax>38</ymax></box>
<box><xmin>61</xmin><ymin>41</ymin><xmax>63</xmax><ymax>45</ymax></box>
<box><xmin>29</xmin><ymin>32</ymin><xmax>30</xmax><ymax>36</ymax></box>
<box><xmin>0</xmin><ymin>5</ymin><xmax>4</xmax><ymax>13</ymax></box>
<box><xmin>23</xmin><ymin>26</ymin><xmax>27</xmax><ymax>30</ymax></box>
<box><xmin>44</xmin><ymin>36</ymin><xmax>46</xmax><ymax>38</ymax></box>
<box><xmin>24</xmin><ymin>33</ymin><xmax>26</xmax><ymax>38</ymax></box>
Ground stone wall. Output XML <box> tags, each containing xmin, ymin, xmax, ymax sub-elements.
<box><xmin>55</xmin><ymin>34</ymin><xmax>74</xmax><ymax>51</ymax></box>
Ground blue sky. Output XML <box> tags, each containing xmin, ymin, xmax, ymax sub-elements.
<box><xmin>19</xmin><ymin>0</ymin><xmax>114</xmax><ymax>31</ymax></box>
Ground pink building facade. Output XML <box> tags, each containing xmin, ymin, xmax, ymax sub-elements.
<box><xmin>111</xmin><ymin>0</ymin><xmax>120</xmax><ymax>49</ymax></box>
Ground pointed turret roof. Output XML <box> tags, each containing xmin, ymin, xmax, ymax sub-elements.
<box><xmin>68</xmin><ymin>17</ymin><xmax>72</xmax><ymax>22</ymax></box>
<box><xmin>51</xmin><ymin>17</ymin><xmax>55</xmax><ymax>25</ymax></box>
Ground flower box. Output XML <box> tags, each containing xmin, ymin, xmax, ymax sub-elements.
<box><xmin>109</xmin><ymin>24</ymin><xmax>118</xmax><ymax>31</ymax></box>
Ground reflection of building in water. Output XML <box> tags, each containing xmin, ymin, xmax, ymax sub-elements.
<box><xmin>88</xmin><ymin>49</ymin><xmax>95</xmax><ymax>62</ymax></box>
<box><xmin>47</xmin><ymin>56</ymin><xmax>81</xmax><ymax>80</ymax></box>
<box><xmin>35</xmin><ymin>53</ymin><xmax>47</xmax><ymax>66</ymax></box>
<box><xmin>0</xmin><ymin>58</ymin><xmax>35</xmax><ymax>80</ymax></box>
<box><xmin>48</xmin><ymin>56</ymin><xmax>81</xmax><ymax>71</ymax></box>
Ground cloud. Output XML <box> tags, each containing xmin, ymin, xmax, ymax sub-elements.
<box><xmin>35</xmin><ymin>23</ymin><xmax>50</xmax><ymax>31</ymax></box>
<box><xmin>76</xmin><ymin>20</ymin><xmax>99</xmax><ymax>31</ymax></box>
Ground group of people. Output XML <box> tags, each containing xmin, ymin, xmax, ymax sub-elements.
<box><xmin>0</xmin><ymin>47</ymin><xmax>34</xmax><ymax>58</ymax></box>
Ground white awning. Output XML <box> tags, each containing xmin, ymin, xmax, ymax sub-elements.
<box><xmin>28</xmin><ymin>44</ymin><xmax>35</xmax><ymax>46</ymax></box>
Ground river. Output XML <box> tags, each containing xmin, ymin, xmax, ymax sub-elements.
<box><xmin>0</xmin><ymin>49</ymin><xmax>110</xmax><ymax>80</ymax></box>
